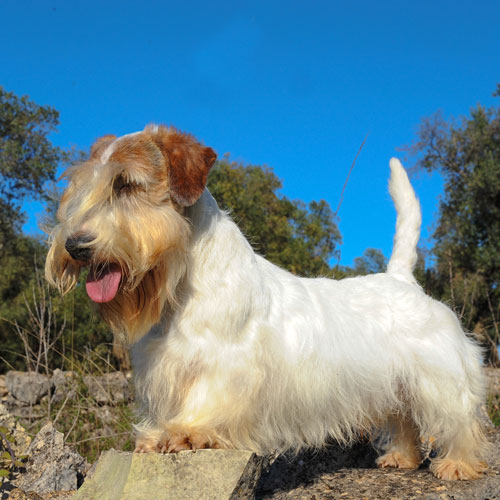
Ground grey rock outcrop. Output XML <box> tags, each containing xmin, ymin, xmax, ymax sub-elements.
<box><xmin>50</xmin><ymin>369</ymin><xmax>77</xmax><ymax>404</ymax></box>
<box><xmin>83</xmin><ymin>372</ymin><xmax>132</xmax><ymax>405</ymax></box>
<box><xmin>0</xmin><ymin>403</ymin><xmax>31</xmax><ymax>456</ymax></box>
<box><xmin>14</xmin><ymin>422</ymin><xmax>88</xmax><ymax>494</ymax></box>
<box><xmin>5</xmin><ymin>372</ymin><xmax>51</xmax><ymax>406</ymax></box>
<box><xmin>0</xmin><ymin>374</ymin><xmax>7</xmax><ymax>397</ymax></box>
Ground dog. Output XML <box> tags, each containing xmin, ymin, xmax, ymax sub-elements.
<box><xmin>46</xmin><ymin>124</ymin><xmax>488</xmax><ymax>481</ymax></box>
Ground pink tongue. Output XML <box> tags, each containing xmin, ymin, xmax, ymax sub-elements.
<box><xmin>86</xmin><ymin>264</ymin><xmax>122</xmax><ymax>303</ymax></box>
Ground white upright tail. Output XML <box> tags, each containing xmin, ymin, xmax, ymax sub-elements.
<box><xmin>386</xmin><ymin>158</ymin><xmax>422</xmax><ymax>284</ymax></box>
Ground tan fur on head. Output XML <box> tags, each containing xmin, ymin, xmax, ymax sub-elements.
<box><xmin>89</xmin><ymin>134</ymin><xmax>117</xmax><ymax>159</ymax></box>
<box><xmin>45</xmin><ymin>125</ymin><xmax>216</xmax><ymax>344</ymax></box>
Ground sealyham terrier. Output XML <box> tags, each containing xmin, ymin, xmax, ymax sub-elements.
<box><xmin>46</xmin><ymin>124</ymin><xmax>488</xmax><ymax>480</ymax></box>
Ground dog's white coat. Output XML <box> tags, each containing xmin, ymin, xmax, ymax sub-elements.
<box><xmin>132</xmin><ymin>159</ymin><xmax>485</xmax><ymax>465</ymax></box>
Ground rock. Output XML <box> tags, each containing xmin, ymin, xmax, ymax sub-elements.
<box><xmin>5</xmin><ymin>372</ymin><xmax>51</xmax><ymax>406</ymax></box>
<box><xmin>50</xmin><ymin>369</ymin><xmax>77</xmax><ymax>404</ymax></box>
<box><xmin>83</xmin><ymin>372</ymin><xmax>131</xmax><ymax>405</ymax></box>
<box><xmin>0</xmin><ymin>374</ymin><xmax>7</xmax><ymax>398</ymax></box>
<box><xmin>5</xmin><ymin>400</ymin><xmax>47</xmax><ymax>420</ymax></box>
<box><xmin>73</xmin><ymin>448</ymin><xmax>268</xmax><ymax>500</ymax></box>
<box><xmin>14</xmin><ymin>422</ymin><xmax>88</xmax><ymax>494</ymax></box>
<box><xmin>0</xmin><ymin>403</ymin><xmax>31</xmax><ymax>456</ymax></box>
<box><xmin>0</xmin><ymin>404</ymin><xmax>32</xmax><ymax>497</ymax></box>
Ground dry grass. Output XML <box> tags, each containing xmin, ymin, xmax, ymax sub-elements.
<box><xmin>488</xmin><ymin>393</ymin><xmax>500</xmax><ymax>427</ymax></box>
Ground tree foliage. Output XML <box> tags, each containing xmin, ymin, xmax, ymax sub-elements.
<box><xmin>208</xmin><ymin>157</ymin><xmax>341</xmax><ymax>277</ymax></box>
<box><xmin>0</xmin><ymin>88</ymin><xmax>112</xmax><ymax>372</ymax></box>
<box><xmin>406</xmin><ymin>87</ymin><xmax>500</xmax><ymax>364</ymax></box>
<box><xmin>351</xmin><ymin>248</ymin><xmax>387</xmax><ymax>276</ymax></box>
<box><xmin>0</xmin><ymin>87</ymin><xmax>67</xmax><ymax>250</ymax></box>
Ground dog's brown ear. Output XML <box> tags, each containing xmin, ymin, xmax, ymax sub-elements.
<box><xmin>90</xmin><ymin>134</ymin><xmax>117</xmax><ymax>160</ymax></box>
<box><xmin>150</xmin><ymin>125</ymin><xmax>217</xmax><ymax>206</ymax></box>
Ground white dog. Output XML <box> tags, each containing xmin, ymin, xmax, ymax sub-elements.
<box><xmin>46</xmin><ymin>125</ymin><xmax>488</xmax><ymax>480</ymax></box>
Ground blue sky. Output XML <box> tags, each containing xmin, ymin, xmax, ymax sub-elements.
<box><xmin>1</xmin><ymin>0</ymin><xmax>499</xmax><ymax>266</ymax></box>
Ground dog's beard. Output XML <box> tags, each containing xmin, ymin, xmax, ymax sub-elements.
<box><xmin>98</xmin><ymin>267</ymin><xmax>166</xmax><ymax>344</ymax></box>
<box><xmin>46</xmin><ymin>190</ymin><xmax>193</xmax><ymax>344</ymax></box>
<box><xmin>47</xmin><ymin>238</ymin><xmax>189</xmax><ymax>345</ymax></box>
<box><xmin>97</xmin><ymin>250</ymin><xmax>188</xmax><ymax>344</ymax></box>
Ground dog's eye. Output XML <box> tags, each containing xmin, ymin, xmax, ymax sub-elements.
<box><xmin>113</xmin><ymin>175</ymin><xmax>141</xmax><ymax>195</ymax></box>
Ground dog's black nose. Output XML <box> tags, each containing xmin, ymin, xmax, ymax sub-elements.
<box><xmin>65</xmin><ymin>235</ymin><xmax>94</xmax><ymax>262</ymax></box>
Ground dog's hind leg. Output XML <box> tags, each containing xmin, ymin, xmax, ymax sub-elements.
<box><xmin>376</xmin><ymin>416</ymin><xmax>422</xmax><ymax>470</ymax></box>
<box><xmin>410</xmin><ymin>336</ymin><xmax>488</xmax><ymax>480</ymax></box>
<box><xmin>429</xmin><ymin>417</ymin><xmax>488</xmax><ymax>480</ymax></box>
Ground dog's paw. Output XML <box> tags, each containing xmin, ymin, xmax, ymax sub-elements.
<box><xmin>430</xmin><ymin>458</ymin><xmax>486</xmax><ymax>480</ymax></box>
<box><xmin>134</xmin><ymin>434</ymin><xmax>161</xmax><ymax>453</ymax></box>
<box><xmin>377</xmin><ymin>451</ymin><xmax>420</xmax><ymax>470</ymax></box>
<box><xmin>157</xmin><ymin>428</ymin><xmax>222</xmax><ymax>453</ymax></box>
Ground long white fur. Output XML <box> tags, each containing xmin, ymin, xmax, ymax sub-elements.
<box><xmin>132</xmin><ymin>159</ymin><xmax>486</xmax><ymax>466</ymax></box>
<box><xmin>386</xmin><ymin>158</ymin><xmax>422</xmax><ymax>284</ymax></box>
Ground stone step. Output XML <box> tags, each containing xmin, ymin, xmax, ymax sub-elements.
<box><xmin>73</xmin><ymin>449</ymin><xmax>268</xmax><ymax>500</ymax></box>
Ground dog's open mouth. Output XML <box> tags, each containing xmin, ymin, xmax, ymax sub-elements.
<box><xmin>86</xmin><ymin>263</ymin><xmax>122</xmax><ymax>303</ymax></box>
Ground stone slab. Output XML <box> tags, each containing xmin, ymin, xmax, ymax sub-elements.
<box><xmin>73</xmin><ymin>449</ymin><xmax>267</xmax><ymax>500</ymax></box>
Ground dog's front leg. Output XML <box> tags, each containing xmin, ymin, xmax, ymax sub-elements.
<box><xmin>134</xmin><ymin>426</ymin><xmax>164</xmax><ymax>453</ymax></box>
<box><xmin>134</xmin><ymin>422</ymin><xmax>225</xmax><ymax>453</ymax></box>
<box><xmin>156</xmin><ymin>423</ymin><xmax>226</xmax><ymax>453</ymax></box>
<box><xmin>135</xmin><ymin>374</ymin><xmax>239</xmax><ymax>453</ymax></box>
<box><xmin>155</xmin><ymin>379</ymin><xmax>234</xmax><ymax>453</ymax></box>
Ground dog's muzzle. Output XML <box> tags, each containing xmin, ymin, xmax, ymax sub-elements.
<box><xmin>65</xmin><ymin>235</ymin><xmax>94</xmax><ymax>262</ymax></box>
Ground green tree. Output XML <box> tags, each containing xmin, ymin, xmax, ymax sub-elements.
<box><xmin>351</xmin><ymin>248</ymin><xmax>387</xmax><ymax>275</ymax></box>
<box><xmin>406</xmin><ymin>86</ymin><xmax>500</xmax><ymax>365</ymax></box>
<box><xmin>0</xmin><ymin>87</ymin><xmax>67</xmax><ymax>249</ymax></box>
<box><xmin>0</xmin><ymin>87</ymin><xmax>65</xmax><ymax>370</ymax></box>
<box><xmin>0</xmin><ymin>88</ymin><xmax>114</xmax><ymax>372</ymax></box>
<box><xmin>208</xmin><ymin>157</ymin><xmax>341</xmax><ymax>277</ymax></box>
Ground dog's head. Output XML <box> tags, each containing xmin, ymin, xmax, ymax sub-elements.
<box><xmin>45</xmin><ymin>124</ymin><xmax>216</xmax><ymax>343</ymax></box>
